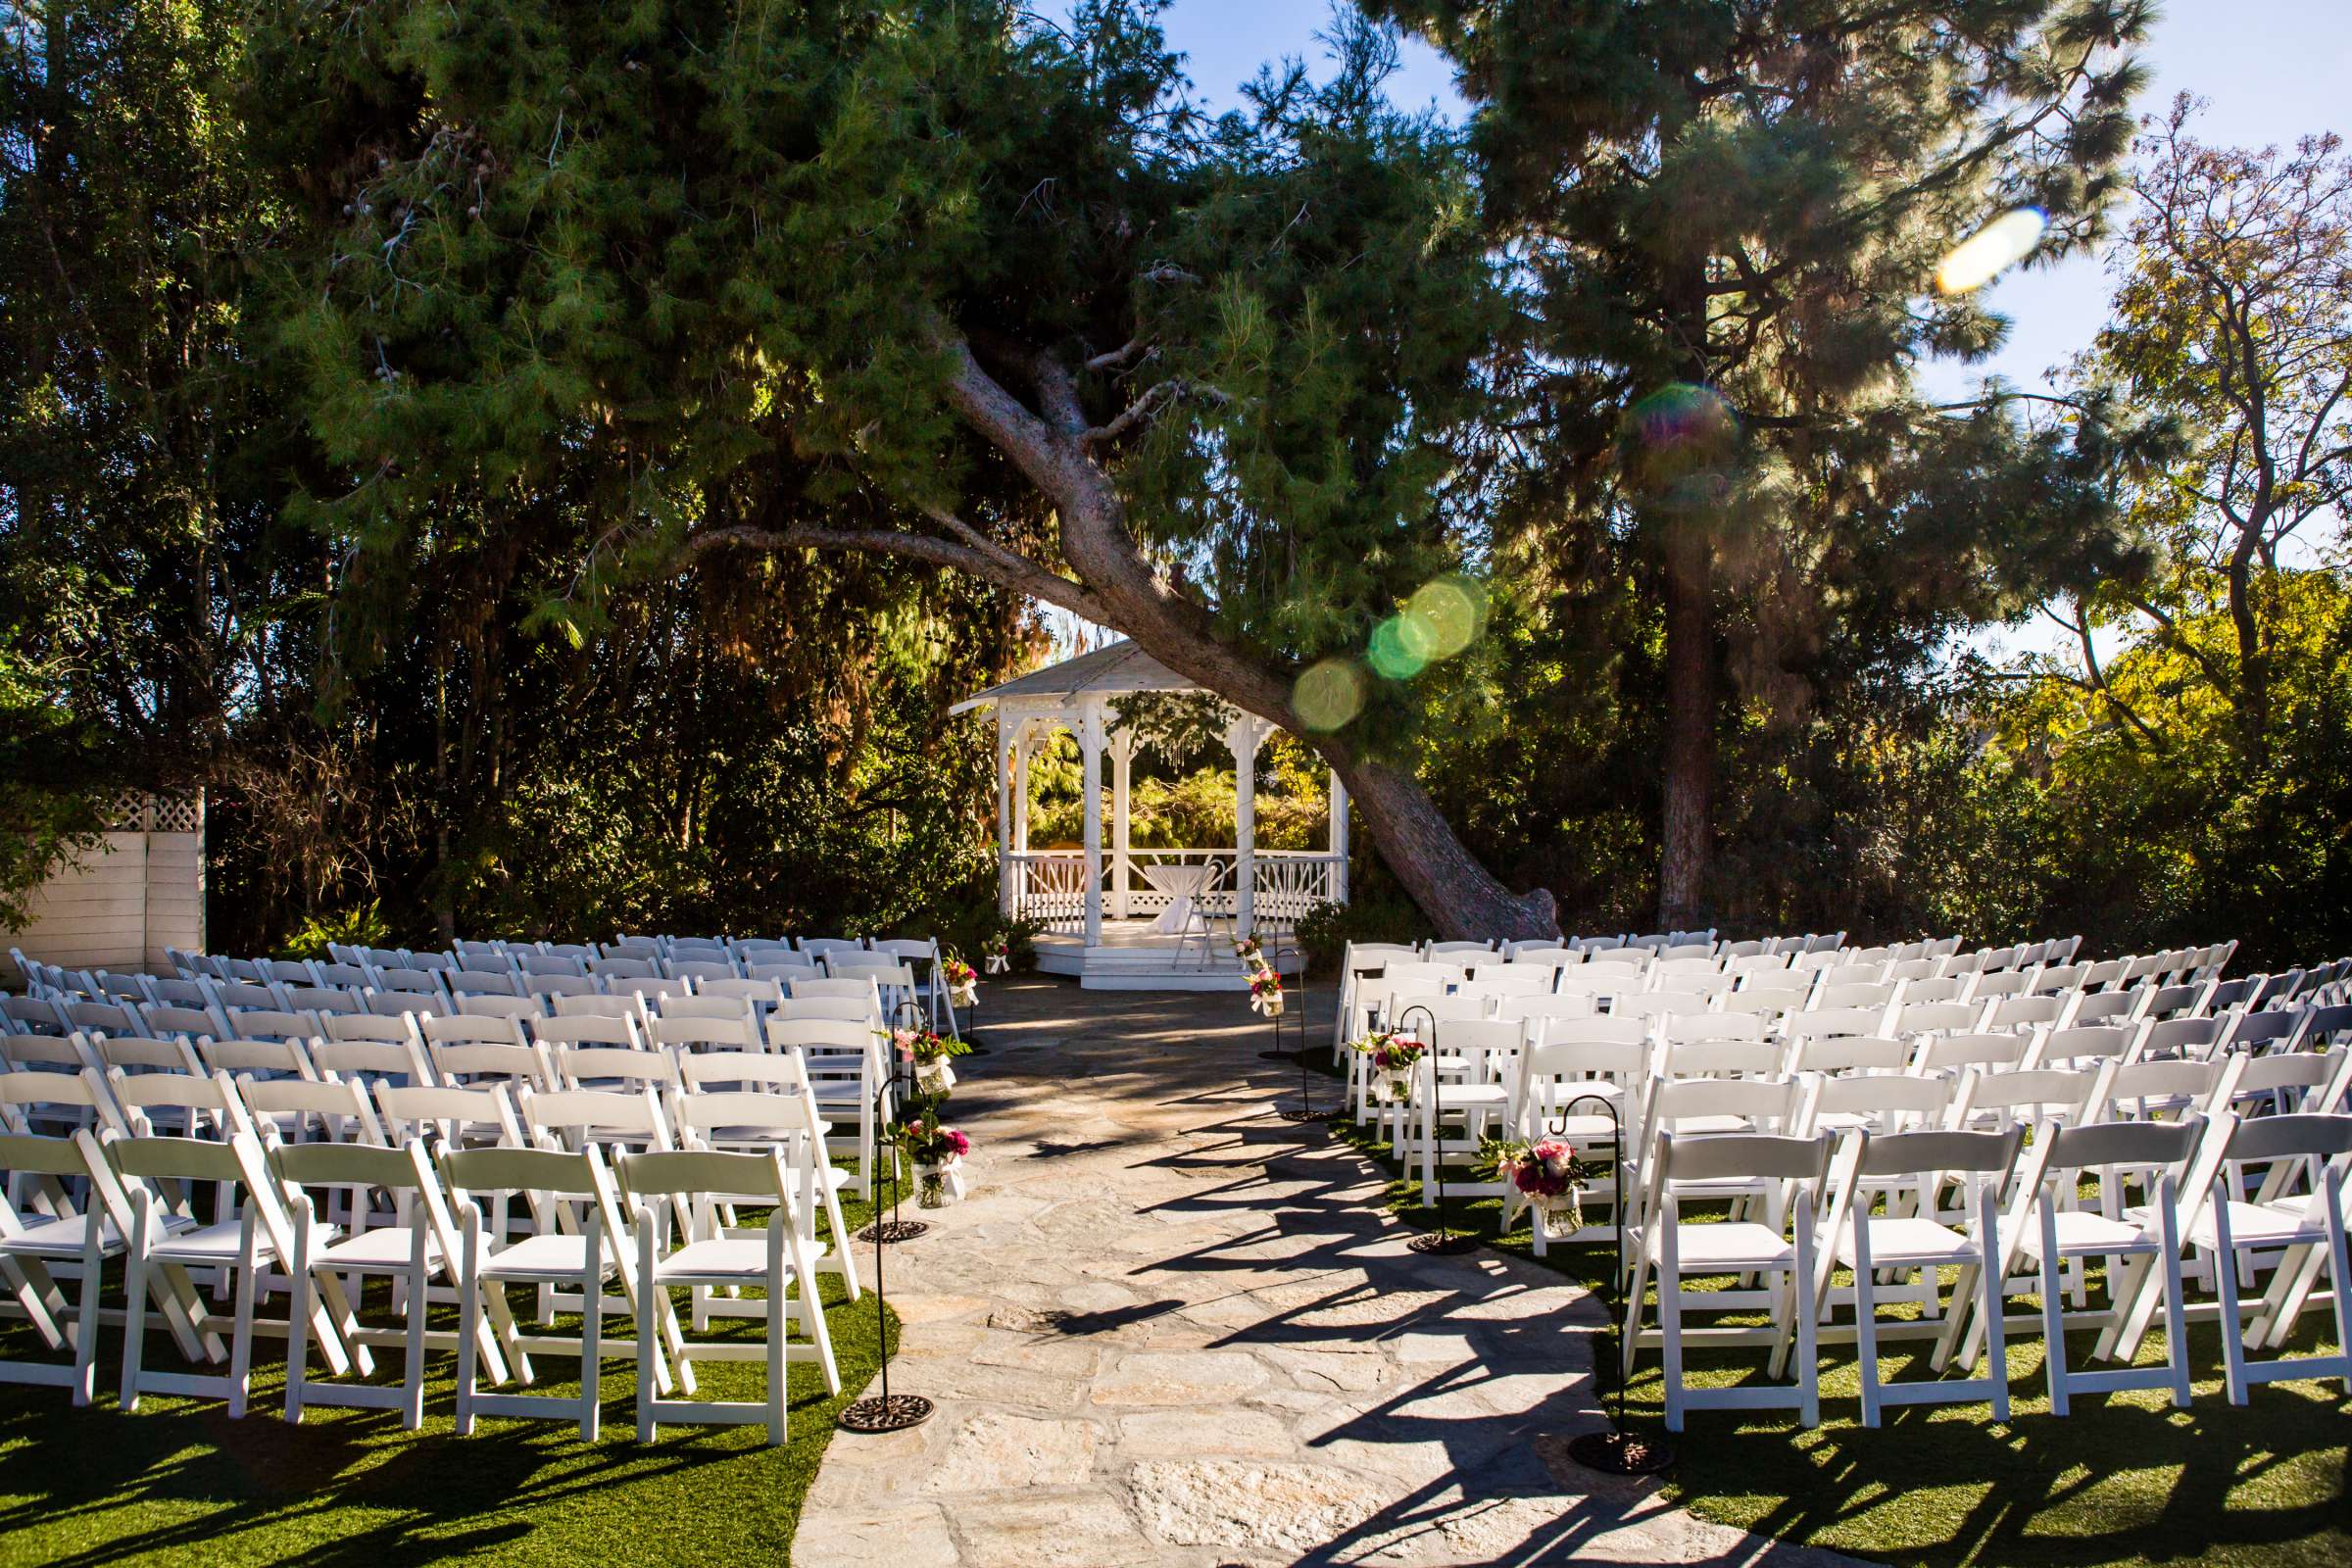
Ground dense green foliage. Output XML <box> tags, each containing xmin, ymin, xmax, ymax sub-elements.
<box><xmin>0</xmin><ymin>2</ymin><xmax>2344</xmax><ymax>967</ymax></box>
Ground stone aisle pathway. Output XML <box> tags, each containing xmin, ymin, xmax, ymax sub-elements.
<box><xmin>793</xmin><ymin>979</ymin><xmax>1844</xmax><ymax>1568</ymax></box>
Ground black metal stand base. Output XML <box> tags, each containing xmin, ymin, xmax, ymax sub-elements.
<box><xmin>1256</xmin><ymin>1048</ymin><xmax>1302</xmax><ymax>1061</ymax></box>
<box><xmin>858</xmin><ymin>1219</ymin><xmax>930</xmax><ymax>1244</ymax></box>
<box><xmin>1566</xmin><ymin>1429</ymin><xmax>1675</xmax><ymax>1475</ymax></box>
<box><xmin>1406</xmin><ymin>1230</ymin><xmax>1482</xmax><ymax>1255</ymax></box>
<box><xmin>837</xmin><ymin>1393</ymin><xmax>936</xmax><ymax>1433</ymax></box>
<box><xmin>1276</xmin><ymin>1106</ymin><xmax>1324</xmax><ymax>1122</ymax></box>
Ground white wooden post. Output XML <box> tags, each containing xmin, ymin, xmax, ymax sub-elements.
<box><xmin>1328</xmin><ymin>764</ymin><xmax>1349</xmax><ymax>906</ymax></box>
<box><xmin>996</xmin><ymin>710</ymin><xmax>1014</xmax><ymax>918</ymax></box>
<box><xmin>1081</xmin><ymin>699</ymin><xmax>1105</xmax><ymax>948</ymax></box>
<box><xmin>1229</xmin><ymin>714</ymin><xmax>1263</xmax><ymax>940</ymax></box>
<box><xmin>1013</xmin><ymin>727</ymin><xmax>1032</xmax><ymax>855</ymax></box>
<box><xmin>1109</xmin><ymin>726</ymin><xmax>1138</xmax><ymax>920</ymax></box>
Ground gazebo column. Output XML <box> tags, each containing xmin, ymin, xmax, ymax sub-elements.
<box><xmin>1013</xmin><ymin>728</ymin><xmax>1032</xmax><ymax>855</ymax></box>
<box><xmin>1228</xmin><ymin>713</ymin><xmax>1267</xmax><ymax>940</ymax></box>
<box><xmin>1080</xmin><ymin>699</ymin><xmax>1106</xmax><ymax>947</ymax></box>
<box><xmin>996</xmin><ymin>711</ymin><xmax>1014</xmax><ymax>918</ymax></box>
<box><xmin>1109</xmin><ymin>726</ymin><xmax>1138</xmax><ymax>920</ymax></box>
<box><xmin>1328</xmin><ymin>765</ymin><xmax>1350</xmax><ymax>906</ymax></box>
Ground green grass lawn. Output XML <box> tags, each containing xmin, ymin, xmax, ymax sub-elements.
<box><xmin>1326</xmin><ymin>1093</ymin><xmax>2352</xmax><ymax>1568</ymax></box>
<box><xmin>0</xmin><ymin>1193</ymin><xmax>896</xmax><ymax>1567</ymax></box>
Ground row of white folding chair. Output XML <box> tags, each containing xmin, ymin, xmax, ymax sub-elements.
<box><xmin>0</xmin><ymin>1115</ymin><xmax>835</xmax><ymax>1445</ymax></box>
<box><xmin>5</xmin><ymin>1047</ymin><xmax>857</xmax><ymax>1315</ymax></box>
<box><xmin>1398</xmin><ymin>1018</ymin><xmax>2349</xmax><ymax>1255</ymax></box>
<box><xmin>1626</xmin><ymin>1107</ymin><xmax>2351</xmax><ymax>1431</ymax></box>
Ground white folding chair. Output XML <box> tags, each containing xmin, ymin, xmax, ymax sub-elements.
<box><xmin>0</xmin><ymin>1128</ymin><xmax>119</xmax><ymax>1401</ymax></box>
<box><xmin>1817</xmin><ymin>1126</ymin><xmax>2022</xmax><ymax>1426</ymax></box>
<box><xmin>1634</xmin><ymin>1130</ymin><xmax>1834</xmax><ymax>1432</ymax></box>
<box><xmin>618</xmin><ymin>1146</ymin><xmax>840</xmax><ymax>1444</ymax></box>
<box><xmin>277</xmin><ymin>1138</ymin><xmax>508</xmax><ymax>1427</ymax></box>
<box><xmin>108</xmin><ymin>1127</ymin><xmax>356</xmax><ymax>1417</ymax></box>
<box><xmin>2182</xmin><ymin>1112</ymin><xmax>2352</xmax><ymax>1403</ymax></box>
<box><xmin>440</xmin><ymin>1143</ymin><xmax>677</xmax><ymax>1440</ymax></box>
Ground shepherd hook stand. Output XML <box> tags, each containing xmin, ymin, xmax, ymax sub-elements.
<box><xmin>1544</xmin><ymin>1090</ymin><xmax>1673</xmax><ymax>1475</ymax></box>
<box><xmin>857</xmin><ymin>1000</ymin><xmax>929</xmax><ymax>1247</ymax></box>
<box><xmin>1395</xmin><ymin>1004</ymin><xmax>1479</xmax><ymax>1256</ymax></box>
<box><xmin>1272</xmin><ymin>947</ymin><xmax>1325</xmax><ymax>1122</ymax></box>
<box><xmin>839</xmin><ymin>1001</ymin><xmax>936</xmax><ymax>1433</ymax></box>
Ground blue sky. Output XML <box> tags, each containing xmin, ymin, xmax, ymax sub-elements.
<box><xmin>1142</xmin><ymin>0</ymin><xmax>2349</xmax><ymax>399</ymax></box>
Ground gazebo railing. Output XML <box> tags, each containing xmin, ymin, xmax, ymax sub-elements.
<box><xmin>1008</xmin><ymin>852</ymin><xmax>1092</xmax><ymax>932</ymax></box>
<box><xmin>1008</xmin><ymin>849</ymin><xmax>1346</xmax><ymax>931</ymax></box>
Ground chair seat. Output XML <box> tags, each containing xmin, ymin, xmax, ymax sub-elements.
<box><xmin>1838</xmin><ymin>1216</ymin><xmax>1977</xmax><ymax>1268</ymax></box>
<box><xmin>2013</xmin><ymin>1209</ymin><xmax>2158</xmax><ymax>1259</ymax></box>
<box><xmin>1667</xmin><ymin>1221</ymin><xmax>1795</xmax><ymax>1271</ymax></box>
<box><xmin>1431</xmin><ymin>1084</ymin><xmax>1510</xmax><ymax>1108</ymax></box>
<box><xmin>1659</xmin><ymin>1114</ymin><xmax>1753</xmax><ymax>1138</ymax></box>
<box><xmin>652</xmin><ymin>1237</ymin><xmax>804</xmax><ymax>1283</ymax></box>
<box><xmin>2180</xmin><ymin>1197</ymin><xmax>2328</xmax><ymax>1250</ymax></box>
<box><xmin>314</xmin><ymin>1226</ymin><xmax>443</xmax><ymax>1270</ymax></box>
<box><xmin>150</xmin><ymin>1216</ymin><xmax>311</xmax><ymax>1266</ymax></box>
<box><xmin>0</xmin><ymin>1214</ymin><xmax>132</xmax><ymax>1259</ymax></box>
<box><xmin>479</xmin><ymin>1233</ymin><xmax>610</xmax><ymax>1282</ymax></box>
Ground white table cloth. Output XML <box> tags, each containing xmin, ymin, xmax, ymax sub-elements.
<box><xmin>1142</xmin><ymin>862</ymin><xmax>1216</xmax><ymax>935</ymax></box>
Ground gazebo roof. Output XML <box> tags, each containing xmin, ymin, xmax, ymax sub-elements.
<box><xmin>950</xmin><ymin>640</ymin><xmax>1200</xmax><ymax>714</ymax></box>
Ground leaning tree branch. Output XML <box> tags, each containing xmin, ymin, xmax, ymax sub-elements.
<box><xmin>676</xmin><ymin>519</ymin><xmax>1112</xmax><ymax>624</ymax></box>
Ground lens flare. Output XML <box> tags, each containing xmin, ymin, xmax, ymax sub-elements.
<box><xmin>1936</xmin><ymin>208</ymin><xmax>2046</xmax><ymax>296</ymax></box>
<box><xmin>1406</xmin><ymin>576</ymin><xmax>1485</xmax><ymax>660</ymax></box>
<box><xmin>1629</xmin><ymin>382</ymin><xmax>1736</xmax><ymax>452</ymax></box>
<box><xmin>1293</xmin><ymin>659</ymin><xmax>1366</xmax><ymax>731</ymax></box>
<box><xmin>1366</xmin><ymin>615</ymin><xmax>1430</xmax><ymax>680</ymax></box>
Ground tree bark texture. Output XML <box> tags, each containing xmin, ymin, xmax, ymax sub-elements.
<box><xmin>1657</xmin><ymin>515</ymin><xmax>1713</xmax><ymax>931</ymax></box>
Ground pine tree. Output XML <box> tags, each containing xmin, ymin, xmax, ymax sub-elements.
<box><xmin>1370</xmin><ymin>0</ymin><xmax>2154</xmax><ymax>925</ymax></box>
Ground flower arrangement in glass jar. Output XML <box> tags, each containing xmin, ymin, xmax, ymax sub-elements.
<box><xmin>1486</xmin><ymin>1136</ymin><xmax>1592</xmax><ymax>1239</ymax></box>
<box><xmin>983</xmin><ymin>932</ymin><xmax>1011</xmax><ymax>974</ymax></box>
<box><xmin>1248</xmin><ymin>963</ymin><xmax>1284</xmax><ymax>1017</ymax></box>
<box><xmin>903</xmin><ymin>1117</ymin><xmax>973</xmax><ymax>1207</ymax></box>
<box><xmin>1234</xmin><ymin>936</ymin><xmax>1264</xmax><ymax>966</ymax></box>
<box><xmin>1349</xmin><ymin>1031</ymin><xmax>1426</xmax><ymax>1103</ymax></box>
<box><xmin>890</xmin><ymin>1026</ymin><xmax>971</xmax><ymax>1097</ymax></box>
<box><xmin>941</xmin><ymin>953</ymin><xmax>979</xmax><ymax>1007</ymax></box>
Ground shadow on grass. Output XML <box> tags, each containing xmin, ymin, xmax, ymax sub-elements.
<box><xmin>0</xmin><ymin>1194</ymin><xmax>899</xmax><ymax>1568</ymax></box>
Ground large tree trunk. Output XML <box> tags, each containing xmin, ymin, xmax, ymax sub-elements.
<box><xmin>940</xmin><ymin>339</ymin><xmax>1558</xmax><ymax>943</ymax></box>
<box><xmin>1657</xmin><ymin>516</ymin><xmax>1712</xmax><ymax>930</ymax></box>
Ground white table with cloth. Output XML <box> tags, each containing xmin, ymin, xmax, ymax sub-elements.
<box><xmin>1141</xmin><ymin>862</ymin><xmax>1217</xmax><ymax>935</ymax></box>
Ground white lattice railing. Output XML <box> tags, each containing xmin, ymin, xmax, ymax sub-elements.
<box><xmin>1253</xmin><ymin>853</ymin><xmax>1343</xmax><ymax>923</ymax></box>
<box><xmin>92</xmin><ymin>789</ymin><xmax>204</xmax><ymax>834</ymax></box>
<box><xmin>1008</xmin><ymin>853</ymin><xmax>1093</xmax><ymax>932</ymax></box>
<box><xmin>1009</xmin><ymin>848</ymin><xmax>1345</xmax><ymax>932</ymax></box>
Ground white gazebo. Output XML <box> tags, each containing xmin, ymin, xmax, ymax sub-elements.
<box><xmin>953</xmin><ymin>642</ymin><xmax>1348</xmax><ymax>989</ymax></box>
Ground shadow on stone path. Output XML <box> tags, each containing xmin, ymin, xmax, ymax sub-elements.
<box><xmin>791</xmin><ymin>977</ymin><xmax>1851</xmax><ymax>1568</ymax></box>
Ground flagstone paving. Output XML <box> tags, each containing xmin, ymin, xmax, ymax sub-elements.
<box><xmin>792</xmin><ymin>978</ymin><xmax>1848</xmax><ymax>1568</ymax></box>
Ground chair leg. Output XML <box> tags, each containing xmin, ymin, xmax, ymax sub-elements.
<box><xmin>637</xmin><ymin>1225</ymin><xmax>658</xmax><ymax>1445</ymax></box>
<box><xmin>2213</xmin><ymin>1196</ymin><xmax>2249</xmax><ymax>1406</ymax></box>
<box><xmin>121</xmin><ymin>1193</ymin><xmax>153</xmax><ymax>1415</ymax></box>
<box><xmin>227</xmin><ymin>1210</ymin><xmax>259</xmax><ymax>1419</ymax></box>
<box><xmin>1853</xmin><ymin>1227</ymin><xmax>1883</xmax><ymax>1429</ymax></box>
<box><xmin>1794</xmin><ymin>1209</ymin><xmax>1819</xmax><ymax>1428</ymax></box>
<box><xmin>454</xmin><ymin>1221</ymin><xmax>481</xmax><ymax>1437</ymax></box>
<box><xmin>1660</xmin><ymin>1220</ymin><xmax>1686</xmax><ymax>1433</ymax></box>
<box><xmin>285</xmin><ymin>1209</ymin><xmax>314</xmax><ymax>1424</ymax></box>
<box><xmin>73</xmin><ymin>1221</ymin><xmax>104</xmax><ymax>1407</ymax></box>
<box><xmin>2039</xmin><ymin>1200</ymin><xmax>2070</xmax><ymax>1419</ymax></box>
<box><xmin>2159</xmin><ymin>1189</ymin><xmax>2192</xmax><ymax>1409</ymax></box>
<box><xmin>579</xmin><ymin>1262</ymin><xmax>602</xmax><ymax>1443</ymax></box>
<box><xmin>402</xmin><ymin>1231</ymin><xmax>429</xmax><ymax>1431</ymax></box>
<box><xmin>1979</xmin><ymin>1184</ymin><xmax>2010</xmax><ymax>1425</ymax></box>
